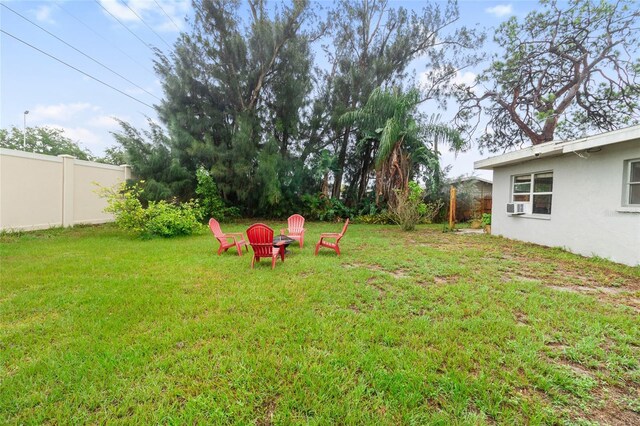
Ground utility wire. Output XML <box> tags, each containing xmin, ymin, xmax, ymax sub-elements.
<box><xmin>94</xmin><ymin>0</ymin><xmax>154</xmax><ymax>52</ymax></box>
<box><xmin>55</xmin><ymin>1</ymin><xmax>157</xmax><ymax>77</ymax></box>
<box><xmin>1</xmin><ymin>3</ymin><xmax>161</xmax><ymax>102</ymax></box>
<box><xmin>153</xmin><ymin>0</ymin><xmax>182</xmax><ymax>32</ymax></box>
<box><xmin>119</xmin><ymin>0</ymin><xmax>172</xmax><ymax>49</ymax></box>
<box><xmin>0</xmin><ymin>29</ymin><xmax>154</xmax><ymax>109</ymax></box>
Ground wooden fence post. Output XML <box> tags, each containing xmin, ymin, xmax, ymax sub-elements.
<box><xmin>449</xmin><ymin>185</ymin><xmax>456</xmax><ymax>230</ymax></box>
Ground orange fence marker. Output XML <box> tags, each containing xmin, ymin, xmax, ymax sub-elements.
<box><xmin>449</xmin><ymin>186</ymin><xmax>456</xmax><ymax>231</ymax></box>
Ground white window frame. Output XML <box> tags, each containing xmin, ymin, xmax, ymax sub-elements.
<box><xmin>624</xmin><ymin>159</ymin><xmax>640</xmax><ymax>206</ymax></box>
<box><xmin>511</xmin><ymin>171</ymin><xmax>553</xmax><ymax>215</ymax></box>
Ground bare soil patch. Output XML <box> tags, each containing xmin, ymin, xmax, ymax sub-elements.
<box><xmin>584</xmin><ymin>386</ymin><xmax>640</xmax><ymax>426</ymax></box>
<box><xmin>257</xmin><ymin>395</ymin><xmax>279</xmax><ymax>426</ymax></box>
<box><xmin>434</xmin><ymin>275</ymin><xmax>459</xmax><ymax>285</ymax></box>
<box><xmin>366</xmin><ymin>277</ymin><xmax>386</xmax><ymax>299</ymax></box>
<box><xmin>545</xmin><ymin>341</ymin><xmax>569</xmax><ymax>351</ymax></box>
<box><xmin>513</xmin><ymin>310</ymin><xmax>529</xmax><ymax>326</ymax></box>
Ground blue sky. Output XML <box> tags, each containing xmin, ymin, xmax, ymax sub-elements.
<box><xmin>1</xmin><ymin>0</ymin><xmax>540</xmax><ymax>180</ymax></box>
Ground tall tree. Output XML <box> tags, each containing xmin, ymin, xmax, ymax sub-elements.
<box><xmin>456</xmin><ymin>0</ymin><xmax>640</xmax><ymax>151</ymax></box>
<box><xmin>341</xmin><ymin>87</ymin><xmax>463</xmax><ymax>206</ymax></box>
<box><xmin>323</xmin><ymin>0</ymin><xmax>483</xmax><ymax>202</ymax></box>
<box><xmin>110</xmin><ymin>119</ymin><xmax>192</xmax><ymax>202</ymax></box>
<box><xmin>154</xmin><ymin>0</ymin><xmax>313</xmax><ymax>213</ymax></box>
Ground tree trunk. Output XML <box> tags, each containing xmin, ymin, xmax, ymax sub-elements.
<box><xmin>280</xmin><ymin>128</ymin><xmax>289</xmax><ymax>155</ymax></box>
<box><xmin>357</xmin><ymin>140</ymin><xmax>373</xmax><ymax>202</ymax></box>
<box><xmin>331</xmin><ymin>127</ymin><xmax>350</xmax><ymax>199</ymax></box>
<box><xmin>321</xmin><ymin>171</ymin><xmax>329</xmax><ymax>196</ymax></box>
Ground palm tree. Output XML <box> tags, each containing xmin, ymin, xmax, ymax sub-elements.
<box><xmin>341</xmin><ymin>87</ymin><xmax>464</xmax><ymax>206</ymax></box>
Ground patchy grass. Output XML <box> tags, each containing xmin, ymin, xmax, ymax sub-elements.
<box><xmin>1</xmin><ymin>223</ymin><xmax>639</xmax><ymax>424</ymax></box>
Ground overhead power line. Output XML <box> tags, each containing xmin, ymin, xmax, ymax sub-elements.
<box><xmin>154</xmin><ymin>0</ymin><xmax>182</xmax><ymax>32</ymax></box>
<box><xmin>119</xmin><ymin>0</ymin><xmax>172</xmax><ymax>49</ymax></box>
<box><xmin>1</xmin><ymin>3</ymin><xmax>161</xmax><ymax>102</ymax></box>
<box><xmin>0</xmin><ymin>29</ymin><xmax>154</xmax><ymax>109</ymax></box>
<box><xmin>94</xmin><ymin>0</ymin><xmax>154</xmax><ymax>52</ymax></box>
<box><xmin>55</xmin><ymin>2</ymin><xmax>157</xmax><ymax>77</ymax></box>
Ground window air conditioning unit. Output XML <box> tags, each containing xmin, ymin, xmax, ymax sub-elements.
<box><xmin>506</xmin><ymin>202</ymin><xmax>528</xmax><ymax>215</ymax></box>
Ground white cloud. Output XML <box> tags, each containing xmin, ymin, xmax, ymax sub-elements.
<box><xmin>34</xmin><ymin>5</ymin><xmax>55</xmax><ymax>24</ymax></box>
<box><xmin>87</xmin><ymin>115</ymin><xmax>120</xmax><ymax>129</ymax></box>
<box><xmin>440</xmin><ymin>148</ymin><xmax>493</xmax><ymax>181</ymax></box>
<box><xmin>153</xmin><ymin>0</ymin><xmax>189</xmax><ymax>32</ymax></box>
<box><xmin>452</xmin><ymin>71</ymin><xmax>478</xmax><ymax>90</ymax></box>
<box><xmin>99</xmin><ymin>0</ymin><xmax>140</xmax><ymax>22</ymax></box>
<box><xmin>156</xmin><ymin>20</ymin><xmax>181</xmax><ymax>33</ymax></box>
<box><xmin>43</xmin><ymin>124</ymin><xmax>106</xmax><ymax>151</ymax></box>
<box><xmin>485</xmin><ymin>4</ymin><xmax>513</xmax><ymax>17</ymax></box>
<box><xmin>36</xmin><ymin>111</ymin><xmax>129</xmax><ymax>155</ymax></box>
<box><xmin>30</xmin><ymin>103</ymin><xmax>98</xmax><ymax>122</ymax></box>
<box><xmin>99</xmin><ymin>0</ymin><xmax>188</xmax><ymax>32</ymax></box>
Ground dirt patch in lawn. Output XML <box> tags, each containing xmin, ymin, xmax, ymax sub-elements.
<box><xmin>502</xmin><ymin>271</ymin><xmax>541</xmax><ymax>283</ymax></box>
<box><xmin>345</xmin><ymin>262</ymin><xmax>411</xmax><ymax>279</ymax></box>
<box><xmin>543</xmin><ymin>264</ymin><xmax>639</xmax><ymax>290</ymax></box>
<box><xmin>513</xmin><ymin>310</ymin><xmax>529</xmax><ymax>326</ymax></box>
<box><xmin>257</xmin><ymin>395</ymin><xmax>279</xmax><ymax>426</ymax></box>
<box><xmin>490</xmin><ymin>254</ymin><xmax>640</xmax><ymax>312</ymax></box>
<box><xmin>581</xmin><ymin>386</ymin><xmax>640</xmax><ymax>426</ymax></box>
<box><xmin>434</xmin><ymin>274</ymin><xmax>460</xmax><ymax>285</ymax></box>
<box><xmin>557</xmin><ymin>358</ymin><xmax>597</xmax><ymax>378</ymax></box>
<box><xmin>390</xmin><ymin>269</ymin><xmax>410</xmax><ymax>279</ymax></box>
<box><xmin>540</xmin><ymin>350</ymin><xmax>640</xmax><ymax>425</ymax></box>
<box><xmin>366</xmin><ymin>277</ymin><xmax>387</xmax><ymax>299</ymax></box>
<box><xmin>545</xmin><ymin>341</ymin><xmax>569</xmax><ymax>351</ymax></box>
<box><xmin>546</xmin><ymin>285</ymin><xmax>640</xmax><ymax>313</ymax></box>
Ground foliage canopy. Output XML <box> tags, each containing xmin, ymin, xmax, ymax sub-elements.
<box><xmin>456</xmin><ymin>0</ymin><xmax>640</xmax><ymax>151</ymax></box>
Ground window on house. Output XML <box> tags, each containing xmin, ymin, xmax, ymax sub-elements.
<box><xmin>626</xmin><ymin>159</ymin><xmax>640</xmax><ymax>205</ymax></box>
<box><xmin>512</xmin><ymin>172</ymin><xmax>553</xmax><ymax>214</ymax></box>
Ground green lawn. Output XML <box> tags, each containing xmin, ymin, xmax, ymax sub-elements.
<box><xmin>1</xmin><ymin>223</ymin><xmax>639</xmax><ymax>424</ymax></box>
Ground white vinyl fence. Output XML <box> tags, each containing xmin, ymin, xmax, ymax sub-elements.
<box><xmin>0</xmin><ymin>148</ymin><xmax>131</xmax><ymax>231</ymax></box>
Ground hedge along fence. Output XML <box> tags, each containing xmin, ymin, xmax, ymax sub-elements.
<box><xmin>0</xmin><ymin>148</ymin><xmax>131</xmax><ymax>232</ymax></box>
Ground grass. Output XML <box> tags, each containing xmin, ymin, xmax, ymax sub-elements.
<box><xmin>1</xmin><ymin>222</ymin><xmax>639</xmax><ymax>424</ymax></box>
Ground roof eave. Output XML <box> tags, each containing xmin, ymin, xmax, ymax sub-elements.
<box><xmin>474</xmin><ymin>143</ymin><xmax>563</xmax><ymax>170</ymax></box>
<box><xmin>474</xmin><ymin>125</ymin><xmax>640</xmax><ymax>170</ymax></box>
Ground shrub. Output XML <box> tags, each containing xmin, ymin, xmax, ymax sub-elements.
<box><xmin>481</xmin><ymin>213</ymin><xmax>492</xmax><ymax>226</ymax></box>
<box><xmin>389</xmin><ymin>181</ymin><xmax>443</xmax><ymax>231</ymax></box>
<box><xmin>353</xmin><ymin>212</ymin><xmax>395</xmax><ymax>224</ymax></box>
<box><xmin>100</xmin><ymin>182</ymin><xmax>147</xmax><ymax>233</ymax></box>
<box><xmin>195</xmin><ymin>167</ymin><xmax>240</xmax><ymax>222</ymax></box>
<box><xmin>100</xmin><ymin>182</ymin><xmax>203</xmax><ymax>238</ymax></box>
<box><xmin>144</xmin><ymin>200</ymin><xmax>202</xmax><ymax>238</ymax></box>
<box><xmin>301</xmin><ymin>194</ymin><xmax>353</xmax><ymax>221</ymax></box>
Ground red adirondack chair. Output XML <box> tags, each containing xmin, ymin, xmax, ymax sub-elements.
<box><xmin>315</xmin><ymin>218</ymin><xmax>350</xmax><ymax>256</ymax></box>
<box><xmin>209</xmin><ymin>218</ymin><xmax>248</xmax><ymax>256</ymax></box>
<box><xmin>280</xmin><ymin>214</ymin><xmax>306</xmax><ymax>248</ymax></box>
<box><xmin>246</xmin><ymin>223</ymin><xmax>286</xmax><ymax>269</ymax></box>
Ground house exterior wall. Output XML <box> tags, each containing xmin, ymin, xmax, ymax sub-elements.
<box><xmin>0</xmin><ymin>149</ymin><xmax>131</xmax><ymax>231</ymax></box>
<box><xmin>491</xmin><ymin>140</ymin><xmax>640</xmax><ymax>266</ymax></box>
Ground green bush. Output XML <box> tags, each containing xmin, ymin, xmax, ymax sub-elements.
<box><xmin>482</xmin><ymin>213</ymin><xmax>492</xmax><ymax>226</ymax></box>
<box><xmin>144</xmin><ymin>200</ymin><xmax>202</xmax><ymax>238</ymax></box>
<box><xmin>100</xmin><ymin>182</ymin><xmax>203</xmax><ymax>238</ymax></box>
<box><xmin>390</xmin><ymin>181</ymin><xmax>443</xmax><ymax>231</ymax></box>
<box><xmin>100</xmin><ymin>182</ymin><xmax>147</xmax><ymax>233</ymax></box>
<box><xmin>195</xmin><ymin>167</ymin><xmax>240</xmax><ymax>222</ymax></box>
<box><xmin>301</xmin><ymin>194</ymin><xmax>353</xmax><ymax>221</ymax></box>
<box><xmin>353</xmin><ymin>212</ymin><xmax>395</xmax><ymax>224</ymax></box>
